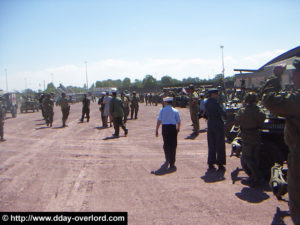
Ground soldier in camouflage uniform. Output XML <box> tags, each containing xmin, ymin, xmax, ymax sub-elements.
<box><xmin>42</xmin><ymin>93</ymin><xmax>54</xmax><ymax>127</ymax></box>
<box><xmin>188</xmin><ymin>85</ymin><xmax>200</xmax><ymax>135</ymax></box>
<box><xmin>110</xmin><ymin>89</ymin><xmax>128</xmax><ymax>137</ymax></box>
<box><xmin>130</xmin><ymin>91</ymin><xmax>139</xmax><ymax>119</ymax></box>
<box><xmin>261</xmin><ymin>65</ymin><xmax>286</xmax><ymax>95</ymax></box>
<box><xmin>235</xmin><ymin>92</ymin><xmax>266</xmax><ymax>187</ymax></box>
<box><xmin>80</xmin><ymin>94</ymin><xmax>90</xmax><ymax>122</ymax></box>
<box><xmin>262</xmin><ymin>59</ymin><xmax>300</xmax><ymax>224</ymax></box>
<box><xmin>59</xmin><ymin>93</ymin><xmax>70</xmax><ymax>127</ymax></box>
<box><xmin>121</xmin><ymin>92</ymin><xmax>130</xmax><ymax>123</ymax></box>
<box><xmin>0</xmin><ymin>97</ymin><xmax>5</xmax><ymax>141</ymax></box>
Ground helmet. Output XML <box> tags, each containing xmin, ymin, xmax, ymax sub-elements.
<box><xmin>245</xmin><ymin>92</ymin><xmax>257</xmax><ymax>104</ymax></box>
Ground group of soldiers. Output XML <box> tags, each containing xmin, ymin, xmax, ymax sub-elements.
<box><xmin>39</xmin><ymin>92</ymin><xmax>70</xmax><ymax>127</ymax></box>
<box><xmin>0</xmin><ymin>58</ymin><xmax>299</xmax><ymax>223</ymax></box>
<box><xmin>152</xmin><ymin>59</ymin><xmax>300</xmax><ymax>224</ymax></box>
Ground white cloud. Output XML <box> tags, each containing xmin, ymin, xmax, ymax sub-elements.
<box><xmin>4</xmin><ymin>49</ymin><xmax>287</xmax><ymax>91</ymax></box>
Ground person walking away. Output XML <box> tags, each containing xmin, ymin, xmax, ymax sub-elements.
<box><xmin>155</xmin><ymin>97</ymin><xmax>181</xmax><ymax>171</ymax></box>
<box><xmin>42</xmin><ymin>93</ymin><xmax>54</xmax><ymax>127</ymax></box>
<box><xmin>98</xmin><ymin>92</ymin><xmax>106</xmax><ymax>127</ymax></box>
<box><xmin>102</xmin><ymin>92</ymin><xmax>112</xmax><ymax>127</ymax></box>
<box><xmin>59</xmin><ymin>93</ymin><xmax>70</xmax><ymax>127</ymax></box>
<box><xmin>205</xmin><ymin>88</ymin><xmax>226</xmax><ymax>171</ymax></box>
<box><xmin>109</xmin><ymin>89</ymin><xmax>128</xmax><ymax>137</ymax></box>
<box><xmin>130</xmin><ymin>91</ymin><xmax>139</xmax><ymax>119</ymax></box>
<box><xmin>235</xmin><ymin>92</ymin><xmax>266</xmax><ymax>187</ymax></box>
<box><xmin>262</xmin><ymin>59</ymin><xmax>300</xmax><ymax>224</ymax></box>
<box><xmin>80</xmin><ymin>94</ymin><xmax>90</xmax><ymax>122</ymax></box>
<box><xmin>121</xmin><ymin>92</ymin><xmax>130</xmax><ymax>123</ymax></box>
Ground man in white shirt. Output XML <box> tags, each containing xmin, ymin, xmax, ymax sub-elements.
<box><xmin>155</xmin><ymin>97</ymin><xmax>181</xmax><ymax>171</ymax></box>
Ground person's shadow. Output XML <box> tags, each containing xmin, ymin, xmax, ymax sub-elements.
<box><xmin>103</xmin><ymin>135</ymin><xmax>120</xmax><ymax>140</ymax></box>
<box><xmin>198</xmin><ymin>129</ymin><xmax>207</xmax><ymax>133</ymax></box>
<box><xmin>94</xmin><ymin>126</ymin><xmax>109</xmax><ymax>130</ymax></box>
<box><xmin>271</xmin><ymin>207</ymin><xmax>290</xmax><ymax>225</ymax></box>
<box><xmin>235</xmin><ymin>187</ymin><xmax>269</xmax><ymax>203</ymax></box>
<box><xmin>35</xmin><ymin>126</ymin><xmax>49</xmax><ymax>130</ymax></box>
<box><xmin>52</xmin><ymin>125</ymin><xmax>68</xmax><ymax>129</ymax></box>
<box><xmin>151</xmin><ymin>162</ymin><xmax>177</xmax><ymax>176</ymax></box>
<box><xmin>201</xmin><ymin>168</ymin><xmax>225</xmax><ymax>183</ymax></box>
<box><xmin>185</xmin><ymin>132</ymin><xmax>199</xmax><ymax>140</ymax></box>
<box><xmin>231</xmin><ymin>167</ymin><xmax>246</xmax><ymax>184</ymax></box>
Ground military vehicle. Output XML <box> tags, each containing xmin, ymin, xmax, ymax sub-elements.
<box><xmin>0</xmin><ymin>92</ymin><xmax>18</xmax><ymax>118</ymax></box>
<box><xmin>230</xmin><ymin>114</ymin><xmax>289</xmax><ymax>180</ymax></box>
<box><xmin>224</xmin><ymin>100</ymin><xmax>242</xmax><ymax>142</ymax></box>
<box><xmin>20</xmin><ymin>99</ymin><xmax>39</xmax><ymax>113</ymax></box>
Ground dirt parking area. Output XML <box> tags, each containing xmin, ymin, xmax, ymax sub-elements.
<box><xmin>0</xmin><ymin>102</ymin><xmax>292</xmax><ymax>224</ymax></box>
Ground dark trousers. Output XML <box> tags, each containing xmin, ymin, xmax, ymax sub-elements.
<box><xmin>162</xmin><ymin>125</ymin><xmax>178</xmax><ymax>167</ymax></box>
<box><xmin>123</xmin><ymin>107</ymin><xmax>129</xmax><ymax>123</ymax></box>
<box><xmin>62</xmin><ymin>106</ymin><xmax>70</xmax><ymax>126</ymax></box>
<box><xmin>81</xmin><ymin>108</ymin><xmax>90</xmax><ymax>121</ymax></box>
<box><xmin>207</xmin><ymin>123</ymin><xmax>226</xmax><ymax>166</ymax></box>
<box><xmin>131</xmin><ymin>105</ymin><xmax>139</xmax><ymax>119</ymax></box>
<box><xmin>113</xmin><ymin>117</ymin><xmax>126</xmax><ymax>135</ymax></box>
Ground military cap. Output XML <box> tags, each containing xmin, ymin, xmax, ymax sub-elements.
<box><xmin>111</xmin><ymin>88</ymin><xmax>117</xmax><ymax>93</ymax></box>
<box><xmin>208</xmin><ymin>88</ymin><xmax>219</xmax><ymax>94</ymax></box>
<box><xmin>132</xmin><ymin>91</ymin><xmax>136</xmax><ymax>94</ymax></box>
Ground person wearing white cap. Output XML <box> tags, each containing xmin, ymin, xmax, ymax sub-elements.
<box><xmin>155</xmin><ymin>97</ymin><xmax>181</xmax><ymax>171</ymax></box>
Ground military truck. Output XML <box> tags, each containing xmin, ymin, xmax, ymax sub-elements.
<box><xmin>0</xmin><ymin>92</ymin><xmax>18</xmax><ymax>118</ymax></box>
<box><xmin>20</xmin><ymin>99</ymin><xmax>39</xmax><ymax>113</ymax></box>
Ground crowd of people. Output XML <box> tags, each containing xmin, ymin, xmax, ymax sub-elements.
<box><xmin>0</xmin><ymin>59</ymin><xmax>299</xmax><ymax>223</ymax></box>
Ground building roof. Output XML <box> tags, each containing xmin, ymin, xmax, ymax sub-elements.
<box><xmin>259</xmin><ymin>46</ymin><xmax>300</xmax><ymax>69</ymax></box>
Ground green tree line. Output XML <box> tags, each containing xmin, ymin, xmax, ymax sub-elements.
<box><xmin>95</xmin><ymin>74</ymin><xmax>235</xmax><ymax>92</ymax></box>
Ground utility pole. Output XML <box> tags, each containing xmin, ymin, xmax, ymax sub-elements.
<box><xmin>220</xmin><ymin>45</ymin><xmax>225</xmax><ymax>88</ymax></box>
<box><xmin>4</xmin><ymin>68</ymin><xmax>8</xmax><ymax>92</ymax></box>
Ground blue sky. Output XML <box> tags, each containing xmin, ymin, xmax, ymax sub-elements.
<box><xmin>0</xmin><ymin>0</ymin><xmax>299</xmax><ymax>91</ymax></box>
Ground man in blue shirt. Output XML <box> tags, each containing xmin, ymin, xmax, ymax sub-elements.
<box><xmin>155</xmin><ymin>97</ymin><xmax>181</xmax><ymax>171</ymax></box>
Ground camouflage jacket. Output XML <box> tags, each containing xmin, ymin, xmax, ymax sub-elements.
<box><xmin>121</xmin><ymin>96</ymin><xmax>129</xmax><ymax>109</ymax></box>
<box><xmin>59</xmin><ymin>97</ymin><xmax>69</xmax><ymax>110</ymax></box>
<box><xmin>131</xmin><ymin>96</ymin><xmax>139</xmax><ymax>107</ymax></box>
<box><xmin>109</xmin><ymin>97</ymin><xmax>124</xmax><ymax>118</ymax></box>
<box><xmin>263</xmin><ymin>89</ymin><xmax>300</xmax><ymax>151</ymax></box>
<box><xmin>235</xmin><ymin>104</ymin><xmax>266</xmax><ymax>144</ymax></box>
<box><xmin>189</xmin><ymin>91</ymin><xmax>199</xmax><ymax>112</ymax></box>
<box><xmin>42</xmin><ymin>98</ymin><xmax>54</xmax><ymax>111</ymax></box>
